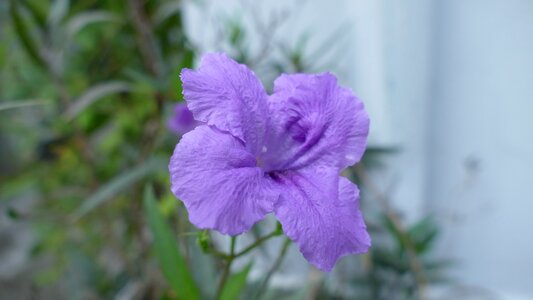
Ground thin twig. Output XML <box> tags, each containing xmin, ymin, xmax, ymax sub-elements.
<box><xmin>126</xmin><ymin>0</ymin><xmax>165</xmax><ymax>162</ymax></box>
<box><xmin>306</xmin><ymin>268</ymin><xmax>323</xmax><ymax>300</ymax></box>
<box><xmin>234</xmin><ymin>230</ymin><xmax>279</xmax><ymax>258</ymax></box>
<box><xmin>239</xmin><ymin>0</ymin><xmax>289</xmax><ymax>67</ymax></box>
<box><xmin>127</xmin><ymin>0</ymin><xmax>162</xmax><ymax>78</ymax></box>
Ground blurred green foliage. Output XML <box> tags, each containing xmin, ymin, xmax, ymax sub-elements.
<box><xmin>1</xmin><ymin>0</ymin><xmax>196</xmax><ymax>298</ymax></box>
<box><xmin>0</xmin><ymin>0</ymin><xmax>450</xmax><ymax>299</ymax></box>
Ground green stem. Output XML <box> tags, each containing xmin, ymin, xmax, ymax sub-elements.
<box><xmin>213</xmin><ymin>228</ymin><xmax>280</xmax><ymax>299</ymax></box>
<box><xmin>234</xmin><ymin>230</ymin><xmax>279</xmax><ymax>258</ymax></box>
<box><xmin>215</xmin><ymin>236</ymin><xmax>237</xmax><ymax>300</ymax></box>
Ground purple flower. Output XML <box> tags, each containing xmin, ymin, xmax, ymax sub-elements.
<box><xmin>169</xmin><ymin>53</ymin><xmax>370</xmax><ymax>271</ymax></box>
<box><xmin>167</xmin><ymin>103</ymin><xmax>199</xmax><ymax>135</ymax></box>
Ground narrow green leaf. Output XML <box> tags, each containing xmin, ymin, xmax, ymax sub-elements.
<box><xmin>153</xmin><ymin>1</ymin><xmax>184</xmax><ymax>26</ymax></box>
<box><xmin>20</xmin><ymin>0</ymin><xmax>48</xmax><ymax>28</ymax></box>
<box><xmin>123</xmin><ymin>69</ymin><xmax>161</xmax><ymax>90</ymax></box>
<box><xmin>71</xmin><ymin>158</ymin><xmax>163</xmax><ymax>220</ymax></box>
<box><xmin>372</xmin><ymin>248</ymin><xmax>409</xmax><ymax>272</ymax></box>
<box><xmin>143</xmin><ymin>185</ymin><xmax>200</xmax><ymax>300</ymax></box>
<box><xmin>9</xmin><ymin>0</ymin><xmax>47</xmax><ymax>69</ymax></box>
<box><xmin>180</xmin><ymin>48</ymin><xmax>195</xmax><ymax>70</ymax></box>
<box><xmin>220</xmin><ymin>263</ymin><xmax>252</xmax><ymax>300</ymax></box>
<box><xmin>408</xmin><ymin>217</ymin><xmax>439</xmax><ymax>254</ymax></box>
<box><xmin>6</xmin><ymin>207</ymin><xmax>20</xmax><ymax>220</ymax></box>
<box><xmin>0</xmin><ymin>100</ymin><xmax>47</xmax><ymax>111</ymax></box>
<box><xmin>189</xmin><ymin>237</ymin><xmax>217</xmax><ymax>298</ymax></box>
<box><xmin>47</xmin><ymin>0</ymin><xmax>69</xmax><ymax>26</ymax></box>
<box><xmin>64</xmin><ymin>81</ymin><xmax>131</xmax><ymax>120</ymax></box>
<box><xmin>381</xmin><ymin>213</ymin><xmax>404</xmax><ymax>251</ymax></box>
<box><xmin>66</xmin><ymin>11</ymin><xmax>121</xmax><ymax>37</ymax></box>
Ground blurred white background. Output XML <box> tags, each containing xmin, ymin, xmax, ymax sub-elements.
<box><xmin>184</xmin><ymin>0</ymin><xmax>533</xmax><ymax>298</ymax></box>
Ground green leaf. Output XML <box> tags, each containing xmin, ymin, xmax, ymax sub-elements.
<box><xmin>47</xmin><ymin>0</ymin><xmax>69</xmax><ymax>26</ymax></box>
<box><xmin>196</xmin><ymin>230</ymin><xmax>211</xmax><ymax>253</ymax></box>
<box><xmin>153</xmin><ymin>1</ymin><xmax>184</xmax><ymax>26</ymax></box>
<box><xmin>6</xmin><ymin>207</ymin><xmax>20</xmax><ymax>220</ymax></box>
<box><xmin>189</xmin><ymin>241</ymin><xmax>217</xmax><ymax>298</ymax></box>
<box><xmin>71</xmin><ymin>157</ymin><xmax>163</xmax><ymax>220</ymax></box>
<box><xmin>381</xmin><ymin>213</ymin><xmax>405</xmax><ymax>251</ymax></box>
<box><xmin>143</xmin><ymin>185</ymin><xmax>200</xmax><ymax>300</ymax></box>
<box><xmin>372</xmin><ymin>248</ymin><xmax>409</xmax><ymax>272</ymax></box>
<box><xmin>228</xmin><ymin>21</ymin><xmax>245</xmax><ymax>47</ymax></box>
<box><xmin>123</xmin><ymin>69</ymin><xmax>162</xmax><ymax>91</ymax></box>
<box><xmin>0</xmin><ymin>100</ymin><xmax>47</xmax><ymax>111</ymax></box>
<box><xmin>361</xmin><ymin>146</ymin><xmax>400</xmax><ymax>169</ymax></box>
<box><xmin>64</xmin><ymin>81</ymin><xmax>131</xmax><ymax>120</ymax></box>
<box><xmin>20</xmin><ymin>0</ymin><xmax>48</xmax><ymax>28</ymax></box>
<box><xmin>9</xmin><ymin>0</ymin><xmax>47</xmax><ymax>69</ymax></box>
<box><xmin>409</xmin><ymin>216</ymin><xmax>439</xmax><ymax>254</ymax></box>
<box><xmin>220</xmin><ymin>263</ymin><xmax>252</xmax><ymax>300</ymax></box>
<box><xmin>66</xmin><ymin>11</ymin><xmax>121</xmax><ymax>37</ymax></box>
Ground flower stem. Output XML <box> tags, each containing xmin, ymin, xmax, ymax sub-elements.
<box><xmin>234</xmin><ymin>230</ymin><xmax>279</xmax><ymax>258</ymax></box>
<box><xmin>214</xmin><ymin>226</ymin><xmax>281</xmax><ymax>299</ymax></box>
<box><xmin>215</xmin><ymin>236</ymin><xmax>237</xmax><ymax>300</ymax></box>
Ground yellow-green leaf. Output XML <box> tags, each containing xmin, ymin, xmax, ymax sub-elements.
<box><xmin>144</xmin><ymin>185</ymin><xmax>199</xmax><ymax>300</ymax></box>
<box><xmin>220</xmin><ymin>263</ymin><xmax>252</xmax><ymax>300</ymax></box>
<box><xmin>9</xmin><ymin>0</ymin><xmax>46</xmax><ymax>69</ymax></box>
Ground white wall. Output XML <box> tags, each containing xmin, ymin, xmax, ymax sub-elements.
<box><xmin>428</xmin><ymin>0</ymin><xmax>533</xmax><ymax>297</ymax></box>
<box><xmin>382</xmin><ymin>0</ymin><xmax>435</xmax><ymax>222</ymax></box>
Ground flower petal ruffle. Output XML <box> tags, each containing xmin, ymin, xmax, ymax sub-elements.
<box><xmin>181</xmin><ymin>53</ymin><xmax>269</xmax><ymax>155</ymax></box>
<box><xmin>263</xmin><ymin>73</ymin><xmax>369</xmax><ymax>171</ymax></box>
<box><xmin>273</xmin><ymin>166</ymin><xmax>370</xmax><ymax>271</ymax></box>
